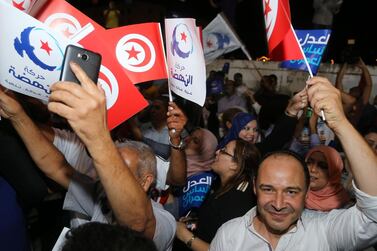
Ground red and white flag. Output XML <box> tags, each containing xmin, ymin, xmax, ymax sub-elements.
<box><xmin>80</xmin><ymin>30</ymin><xmax>149</xmax><ymax>129</ymax></box>
<box><xmin>34</xmin><ymin>0</ymin><xmax>149</xmax><ymax>129</ymax></box>
<box><xmin>263</xmin><ymin>0</ymin><xmax>303</xmax><ymax>61</ymax></box>
<box><xmin>105</xmin><ymin>23</ymin><xmax>168</xmax><ymax>84</ymax></box>
<box><xmin>34</xmin><ymin>0</ymin><xmax>104</xmax><ymax>43</ymax></box>
<box><xmin>165</xmin><ymin>18</ymin><xmax>206</xmax><ymax>106</ymax></box>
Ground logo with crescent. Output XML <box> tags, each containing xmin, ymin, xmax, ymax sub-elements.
<box><xmin>98</xmin><ymin>65</ymin><xmax>119</xmax><ymax>109</ymax></box>
<box><xmin>116</xmin><ymin>34</ymin><xmax>156</xmax><ymax>73</ymax></box>
<box><xmin>171</xmin><ymin>23</ymin><xmax>193</xmax><ymax>59</ymax></box>
<box><xmin>263</xmin><ymin>0</ymin><xmax>278</xmax><ymax>40</ymax></box>
<box><xmin>44</xmin><ymin>13</ymin><xmax>83</xmax><ymax>39</ymax></box>
<box><xmin>205</xmin><ymin>33</ymin><xmax>230</xmax><ymax>52</ymax></box>
<box><xmin>14</xmin><ymin>26</ymin><xmax>64</xmax><ymax>71</ymax></box>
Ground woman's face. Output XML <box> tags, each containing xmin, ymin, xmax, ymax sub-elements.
<box><xmin>185</xmin><ymin>129</ymin><xmax>202</xmax><ymax>154</ymax></box>
<box><xmin>212</xmin><ymin>141</ymin><xmax>238</xmax><ymax>175</ymax></box>
<box><xmin>306</xmin><ymin>151</ymin><xmax>329</xmax><ymax>191</ymax></box>
<box><xmin>238</xmin><ymin>120</ymin><xmax>258</xmax><ymax>144</ymax></box>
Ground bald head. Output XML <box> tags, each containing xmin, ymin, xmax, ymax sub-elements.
<box><xmin>256</xmin><ymin>151</ymin><xmax>310</xmax><ymax>191</ymax></box>
<box><xmin>117</xmin><ymin>141</ymin><xmax>157</xmax><ymax>189</ymax></box>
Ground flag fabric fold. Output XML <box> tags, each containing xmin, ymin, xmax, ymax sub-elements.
<box><xmin>202</xmin><ymin>13</ymin><xmax>243</xmax><ymax>64</ymax></box>
<box><xmin>104</xmin><ymin>23</ymin><xmax>168</xmax><ymax>84</ymax></box>
<box><xmin>1</xmin><ymin>0</ymin><xmax>148</xmax><ymax>129</ymax></box>
<box><xmin>263</xmin><ymin>0</ymin><xmax>303</xmax><ymax>61</ymax></box>
<box><xmin>165</xmin><ymin>18</ymin><xmax>206</xmax><ymax>106</ymax></box>
<box><xmin>0</xmin><ymin>1</ymin><xmax>70</xmax><ymax>101</ymax></box>
<box><xmin>280</xmin><ymin>29</ymin><xmax>331</xmax><ymax>75</ymax></box>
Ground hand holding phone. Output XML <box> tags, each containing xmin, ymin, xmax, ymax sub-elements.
<box><xmin>53</xmin><ymin>45</ymin><xmax>102</xmax><ymax>125</ymax></box>
<box><xmin>60</xmin><ymin>44</ymin><xmax>102</xmax><ymax>84</ymax></box>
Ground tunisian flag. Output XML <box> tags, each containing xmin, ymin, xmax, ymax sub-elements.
<box><xmin>263</xmin><ymin>0</ymin><xmax>303</xmax><ymax>61</ymax></box>
<box><xmin>34</xmin><ymin>0</ymin><xmax>148</xmax><ymax>129</ymax></box>
<box><xmin>105</xmin><ymin>23</ymin><xmax>168</xmax><ymax>84</ymax></box>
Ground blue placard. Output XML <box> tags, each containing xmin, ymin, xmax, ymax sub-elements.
<box><xmin>280</xmin><ymin>29</ymin><xmax>331</xmax><ymax>75</ymax></box>
<box><xmin>178</xmin><ymin>172</ymin><xmax>214</xmax><ymax>217</ymax></box>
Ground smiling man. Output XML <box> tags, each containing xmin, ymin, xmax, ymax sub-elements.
<box><xmin>209</xmin><ymin>77</ymin><xmax>377</xmax><ymax>251</ymax></box>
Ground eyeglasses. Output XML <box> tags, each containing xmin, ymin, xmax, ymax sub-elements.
<box><xmin>219</xmin><ymin>148</ymin><xmax>236</xmax><ymax>160</ymax></box>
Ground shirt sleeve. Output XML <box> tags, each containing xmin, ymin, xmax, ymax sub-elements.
<box><xmin>209</xmin><ymin>224</ymin><xmax>229</xmax><ymax>251</ymax></box>
<box><xmin>151</xmin><ymin>201</ymin><xmax>176</xmax><ymax>251</ymax></box>
<box><xmin>325</xmin><ymin>181</ymin><xmax>377</xmax><ymax>250</ymax></box>
<box><xmin>63</xmin><ymin>172</ymin><xmax>96</xmax><ymax>218</ymax></box>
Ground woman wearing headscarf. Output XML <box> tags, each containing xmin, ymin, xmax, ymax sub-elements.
<box><xmin>185</xmin><ymin>128</ymin><xmax>218</xmax><ymax>177</ymax></box>
<box><xmin>217</xmin><ymin>88</ymin><xmax>308</xmax><ymax>156</ymax></box>
<box><xmin>305</xmin><ymin>145</ymin><xmax>351</xmax><ymax>211</ymax></box>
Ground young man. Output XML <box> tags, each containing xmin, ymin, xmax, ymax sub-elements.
<box><xmin>209</xmin><ymin>76</ymin><xmax>377</xmax><ymax>250</ymax></box>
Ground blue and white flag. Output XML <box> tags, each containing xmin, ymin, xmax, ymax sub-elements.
<box><xmin>0</xmin><ymin>1</ymin><xmax>70</xmax><ymax>101</ymax></box>
<box><xmin>203</xmin><ymin>13</ymin><xmax>249</xmax><ymax>64</ymax></box>
<box><xmin>280</xmin><ymin>29</ymin><xmax>331</xmax><ymax>75</ymax></box>
<box><xmin>178</xmin><ymin>172</ymin><xmax>214</xmax><ymax>217</ymax></box>
<box><xmin>165</xmin><ymin>18</ymin><xmax>206</xmax><ymax>106</ymax></box>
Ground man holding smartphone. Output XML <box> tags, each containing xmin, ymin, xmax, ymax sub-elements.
<box><xmin>0</xmin><ymin>62</ymin><xmax>179</xmax><ymax>251</ymax></box>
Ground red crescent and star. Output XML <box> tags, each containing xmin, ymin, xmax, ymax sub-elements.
<box><xmin>123</xmin><ymin>38</ymin><xmax>152</xmax><ymax>68</ymax></box>
<box><xmin>62</xmin><ymin>27</ymin><xmax>74</xmax><ymax>38</ymax></box>
<box><xmin>264</xmin><ymin>0</ymin><xmax>272</xmax><ymax>18</ymax></box>
<box><xmin>126</xmin><ymin>45</ymin><xmax>141</xmax><ymax>60</ymax></box>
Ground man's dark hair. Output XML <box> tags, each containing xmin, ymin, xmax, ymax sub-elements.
<box><xmin>62</xmin><ymin>222</ymin><xmax>157</xmax><ymax>251</ymax></box>
<box><xmin>257</xmin><ymin>150</ymin><xmax>310</xmax><ymax>190</ymax></box>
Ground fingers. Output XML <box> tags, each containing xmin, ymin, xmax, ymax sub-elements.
<box><xmin>69</xmin><ymin>62</ymin><xmax>102</xmax><ymax>96</ymax></box>
<box><xmin>47</xmin><ymin>102</ymin><xmax>75</xmax><ymax>120</ymax></box>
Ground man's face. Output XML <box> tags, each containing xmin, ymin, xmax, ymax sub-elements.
<box><xmin>150</xmin><ymin>100</ymin><xmax>167</xmax><ymax>123</ymax></box>
<box><xmin>224</xmin><ymin>81</ymin><xmax>235</xmax><ymax>96</ymax></box>
<box><xmin>254</xmin><ymin>155</ymin><xmax>307</xmax><ymax>235</ymax></box>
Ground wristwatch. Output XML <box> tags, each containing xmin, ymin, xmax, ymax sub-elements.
<box><xmin>169</xmin><ymin>136</ymin><xmax>185</xmax><ymax>150</ymax></box>
<box><xmin>186</xmin><ymin>235</ymin><xmax>196</xmax><ymax>248</ymax></box>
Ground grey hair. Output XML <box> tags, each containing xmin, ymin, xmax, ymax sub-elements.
<box><xmin>116</xmin><ymin>140</ymin><xmax>157</xmax><ymax>181</ymax></box>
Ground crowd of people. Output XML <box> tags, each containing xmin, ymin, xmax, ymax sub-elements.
<box><xmin>1</xmin><ymin>56</ymin><xmax>377</xmax><ymax>251</ymax></box>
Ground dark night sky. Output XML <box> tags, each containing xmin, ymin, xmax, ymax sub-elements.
<box><xmin>77</xmin><ymin>0</ymin><xmax>377</xmax><ymax>65</ymax></box>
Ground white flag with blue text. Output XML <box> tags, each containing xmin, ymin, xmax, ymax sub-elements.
<box><xmin>0</xmin><ymin>1</ymin><xmax>70</xmax><ymax>101</ymax></box>
<box><xmin>165</xmin><ymin>18</ymin><xmax>206</xmax><ymax>106</ymax></box>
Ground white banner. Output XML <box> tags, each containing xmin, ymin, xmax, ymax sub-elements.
<box><xmin>0</xmin><ymin>1</ymin><xmax>70</xmax><ymax>101</ymax></box>
<box><xmin>165</xmin><ymin>18</ymin><xmax>206</xmax><ymax>106</ymax></box>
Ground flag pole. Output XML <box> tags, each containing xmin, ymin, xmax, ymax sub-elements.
<box><xmin>220</xmin><ymin>13</ymin><xmax>253</xmax><ymax>62</ymax></box>
<box><xmin>158</xmin><ymin>24</ymin><xmax>173</xmax><ymax>102</ymax></box>
<box><xmin>160</xmin><ymin>23</ymin><xmax>176</xmax><ymax>133</ymax></box>
<box><xmin>289</xmin><ymin>24</ymin><xmax>326</xmax><ymax>120</ymax></box>
<box><xmin>289</xmin><ymin>24</ymin><xmax>313</xmax><ymax>78</ymax></box>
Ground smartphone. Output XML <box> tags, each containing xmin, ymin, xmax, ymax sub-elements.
<box><xmin>53</xmin><ymin>45</ymin><xmax>101</xmax><ymax>125</ymax></box>
<box><xmin>60</xmin><ymin>44</ymin><xmax>102</xmax><ymax>84</ymax></box>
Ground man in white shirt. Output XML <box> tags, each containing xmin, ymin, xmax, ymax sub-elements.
<box><xmin>0</xmin><ymin>63</ymin><xmax>177</xmax><ymax>251</ymax></box>
<box><xmin>209</xmin><ymin>76</ymin><xmax>377</xmax><ymax>251</ymax></box>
